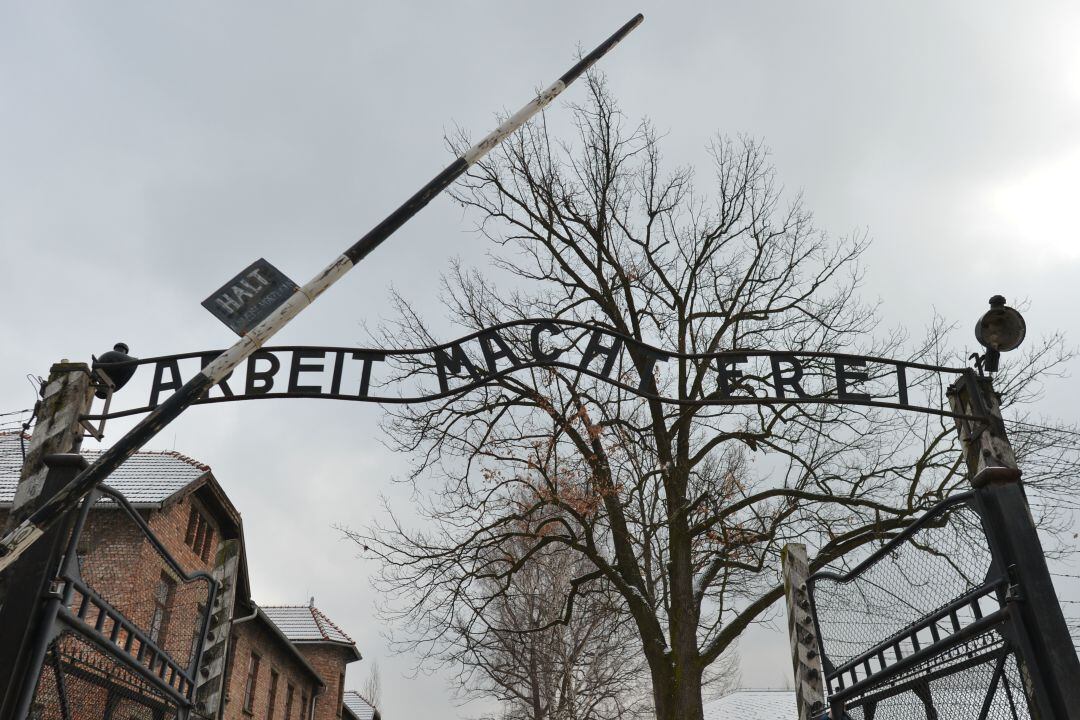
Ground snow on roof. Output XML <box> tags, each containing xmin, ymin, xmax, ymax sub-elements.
<box><xmin>261</xmin><ymin>604</ymin><xmax>356</xmax><ymax>646</ymax></box>
<box><xmin>343</xmin><ymin>690</ymin><xmax>379</xmax><ymax>720</ymax></box>
<box><xmin>0</xmin><ymin>432</ymin><xmax>209</xmax><ymax>507</ymax></box>
<box><xmin>703</xmin><ymin>689</ymin><xmax>797</xmax><ymax>720</ymax></box>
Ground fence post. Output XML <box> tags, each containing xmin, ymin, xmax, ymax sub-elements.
<box><xmin>783</xmin><ymin>544</ymin><xmax>826</xmax><ymax>720</ymax></box>
<box><xmin>0</xmin><ymin>454</ymin><xmax>88</xmax><ymax>720</ymax></box>
<box><xmin>950</xmin><ymin>373</ymin><xmax>1080</xmax><ymax>719</ymax></box>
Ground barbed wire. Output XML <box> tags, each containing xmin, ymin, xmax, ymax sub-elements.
<box><xmin>1006</xmin><ymin>419</ymin><xmax>1080</xmax><ymax>440</ymax></box>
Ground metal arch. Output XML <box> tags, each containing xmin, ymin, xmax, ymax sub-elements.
<box><xmin>82</xmin><ymin>319</ymin><xmax>982</xmax><ymax>422</ymax></box>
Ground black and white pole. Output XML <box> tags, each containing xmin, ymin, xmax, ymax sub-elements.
<box><xmin>0</xmin><ymin>13</ymin><xmax>644</xmax><ymax>573</ymax></box>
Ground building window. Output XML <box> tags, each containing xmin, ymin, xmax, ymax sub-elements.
<box><xmin>243</xmin><ymin>652</ymin><xmax>261</xmax><ymax>713</ymax></box>
<box><xmin>75</xmin><ymin>535</ymin><xmax>91</xmax><ymax>573</ymax></box>
<box><xmin>185</xmin><ymin>504</ymin><xmax>217</xmax><ymax>561</ymax></box>
<box><xmin>300</xmin><ymin>691</ymin><xmax>308</xmax><ymax>720</ymax></box>
<box><xmin>200</xmin><ymin>525</ymin><xmax>216</xmax><ymax>562</ymax></box>
<box><xmin>148</xmin><ymin>573</ymin><xmax>176</xmax><ymax>644</ymax></box>
<box><xmin>336</xmin><ymin>674</ymin><xmax>344</xmax><ymax>717</ymax></box>
<box><xmin>284</xmin><ymin>684</ymin><xmax>295</xmax><ymax>720</ymax></box>
<box><xmin>267</xmin><ymin>670</ymin><xmax>280</xmax><ymax>720</ymax></box>
<box><xmin>184</xmin><ymin>507</ymin><xmax>199</xmax><ymax>545</ymax></box>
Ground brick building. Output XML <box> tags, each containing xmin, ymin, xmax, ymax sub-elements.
<box><xmin>0</xmin><ymin>432</ymin><xmax>378</xmax><ymax>720</ymax></box>
<box><xmin>342</xmin><ymin>691</ymin><xmax>380</xmax><ymax>720</ymax></box>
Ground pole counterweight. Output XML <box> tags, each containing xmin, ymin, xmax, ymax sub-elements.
<box><xmin>0</xmin><ymin>14</ymin><xmax>644</xmax><ymax>573</ymax></box>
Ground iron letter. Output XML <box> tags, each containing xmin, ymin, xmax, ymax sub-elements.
<box><xmin>245</xmin><ymin>351</ymin><xmax>281</xmax><ymax>395</ymax></box>
<box><xmin>352</xmin><ymin>351</ymin><xmax>385</xmax><ymax>398</ymax></box>
<box><xmin>149</xmin><ymin>360</ymin><xmax>183</xmax><ymax>409</ymax></box>
<box><xmin>771</xmin><ymin>355</ymin><xmax>808</xmax><ymax>399</ymax></box>
<box><xmin>716</xmin><ymin>355</ymin><xmax>749</xmax><ymax>397</ymax></box>
<box><xmin>433</xmin><ymin>343</ymin><xmax>485</xmax><ymax>393</ymax></box>
<box><xmin>834</xmin><ymin>357</ymin><xmax>870</xmax><ymax>401</ymax></box>
<box><xmin>288</xmin><ymin>350</ymin><xmax>327</xmax><ymax>394</ymax></box>
<box><xmin>580</xmin><ymin>330</ymin><xmax>623</xmax><ymax>378</ymax></box>
<box><xmin>529</xmin><ymin>322</ymin><xmax>564</xmax><ymax>362</ymax></box>
<box><xmin>479</xmin><ymin>331</ymin><xmax>522</xmax><ymax>373</ymax></box>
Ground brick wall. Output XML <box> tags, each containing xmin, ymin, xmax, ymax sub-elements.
<box><xmin>223</xmin><ymin>617</ymin><xmax>322</xmax><ymax>720</ymax></box>
<box><xmin>292</xmin><ymin>645</ymin><xmax>356</xmax><ymax>720</ymax></box>
<box><xmin>2</xmin><ymin>490</ymin><xmax>362</xmax><ymax>720</ymax></box>
<box><xmin>73</xmin><ymin>494</ymin><xmax>221</xmax><ymax>669</ymax></box>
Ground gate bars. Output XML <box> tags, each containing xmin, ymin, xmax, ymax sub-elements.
<box><xmin>806</xmin><ymin>466</ymin><xmax>1080</xmax><ymax>720</ymax></box>
<box><xmin>7</xmin><ymin>479</ymin><xmax>216</xmax><ymax>720</ymax></box>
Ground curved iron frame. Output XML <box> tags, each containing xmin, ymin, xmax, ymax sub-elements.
<box><xmin>805</xmin><ymin>491</ymin><xmax>1035</xmax><ymax>720</ymax></box>
<box><xmin>84</xmin><ymin>318</ymin><xmax>979</xmax><ymax>421</ymax></box>
<box><xmin>17</xmin><ymin>484</ymin><xmax>217</xmax><ymax>719</ymax></box>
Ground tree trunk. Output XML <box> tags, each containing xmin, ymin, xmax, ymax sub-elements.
<box><xmin>650</xmin><ymin>658</ymin><xmax>704</xmax><ymax>720</ymax></box>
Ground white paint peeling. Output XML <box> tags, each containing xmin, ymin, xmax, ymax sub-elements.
<box><xmin>463</xmin><ymin>80</ymin><xmax>566</xmax><ymax>166</ymax></box>
<box><xmin>201</xmin><ymin>336</ymin><xmax>258</xmax><ymax>383</ymax></box>
<box><xmin>202</xmin><ymin>256</ymin><xmax>355</xmax><ymax>384</ymax></box>
<box><xmin>0</xmin><ymin>522</ymin><xmax>43</xmax><ymax>573</ymax></box>
<box><xmin>300</xmin><ymin>254</ymin><xmax>353</xmax><ymax>303</ymax></box>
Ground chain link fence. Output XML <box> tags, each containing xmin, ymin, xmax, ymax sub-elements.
<box><xmin>20</xmin><ymin>485</ymin><xmax>215</xmax><ymax>720</ymax></box>
<box><xmin>808</xmin><ymin>493</ymin><xmax>1031</xmax><ymax>720</ymax></box>
<box><xmin>28</xmin><ymin>633</ymin><xmax>181</xmax><ymax>720</ymax></box>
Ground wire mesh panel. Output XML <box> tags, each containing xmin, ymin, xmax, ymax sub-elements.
<box><xmin>67</xmin><ymin>491</ymin><xmax>214</xmax><ymax>676</ymax></box>
<box><xmin>808</xmin><ymin>493</ymin><xmax>1032</xmax><ymax>720</ymax></box>
<box><xmin>840</xmin><ymin>635</ymin><xmax>1029</xmax><ymax>720</ymax></box>
<box><xmin>16</xmin><ymin>485</ymin><xmax>217</xmax><ymax>718</ymax></box>
<box><xmin>28</xmin><ymin>632</ymin><xmax>181</xmax><ymax>720</ymax></box>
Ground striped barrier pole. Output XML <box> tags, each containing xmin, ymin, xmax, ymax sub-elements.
<box><xmin>0</xmin><ymin>13</ymin><xmax>644</xmax><ymax>573</ymax></box>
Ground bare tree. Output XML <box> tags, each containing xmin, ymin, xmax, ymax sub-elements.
<box><xmin>361</xmin><ymin>661</ymin><xmax>381</xmax><ymax>710</ymax></box>
<box><xmin>452</xmin><ymin>521</ymin><xmax>652</xmax><ymax>720</ymax></box>
<box><xmin>351</xmin><ymin>75</ymin><xmax>1079</xmax><ymax>720</ymax></box>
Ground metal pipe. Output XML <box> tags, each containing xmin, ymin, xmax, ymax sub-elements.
<box><xmin>0</xmin><ymin>14</ymin><xmax>644</xmax><ymax>574</ymax></box>
<box><xmin>807</xmin><ymin>491</ymin><xmax>975</xmax><ymax>585</ymax></box>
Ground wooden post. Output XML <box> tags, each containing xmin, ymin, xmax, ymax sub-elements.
<box><xmin>0</xmin><ymin>362</ymin><xmax>94</xmax><ymax>608</ymax></box>
<box><xmin>0</xmin><ymin>363</ymin><xmax>94</xmax><ymax>713</ymax></box>
<box><xmin>783</xmin><ymin>543</ymin><xmax>825</xmax><ymax>720</ymax></box>
<box><xmin>193</xmin><ymin>538</ymin><xmax>242</xmax><ymax>717</ymax></box>
<box><xmin>7</xmin><ymin>362</ymin><xmax>95</xmax><ymax>528</ymax></box>
<box><xmin>947</xmin><ymin>371</ymin><xmax>1017</xmax><ymax>477</ymax></box>
<box><xmin>0</xmin><ymin>454</ymin><xmax>88</xmax><ymax>720</ymax></box>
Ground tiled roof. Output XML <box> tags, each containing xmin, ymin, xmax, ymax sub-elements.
<box><xmin>0</xmin><ymin>432</ymin><xmax>209</xmax><ymax>506</ymax></box>
<box><xmin>343</xmin><ymin>691</ymin><xmax>379</xmax><ymax>720</ymax></box>
<box><xmin>261</xmin><ymin>604</ymin><xmax>356</xmax><ymax>645</ymax></box>
<box><xmin>703</xmin><ymin>690</ymin><xmax>797</xmax><ymax>720</ymax></box>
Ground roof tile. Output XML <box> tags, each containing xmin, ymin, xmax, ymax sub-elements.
<box><xmin>703</xmin><ymin>690</ymin><xmax>797</xmax><ymax>720</ymax></box>
<box><xmin>0</xmin><ymin>432</ymin><xmax>209</xmax><ymax>506</ymax></box>
<box><xmin>343</xmin><ymin>690</ymin><xmax>378</xmax><ymax>720</ymax></box>
<box><xmin>261</xmin><ymin>604</ymin><xmax>356</xmax><ymax>645</ymax></box>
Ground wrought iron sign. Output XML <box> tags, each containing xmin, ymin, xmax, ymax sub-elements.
<box><xmin>86</xmin><ymin>319</ymin><xmax>977</xmax><ymax>422</ymax></box>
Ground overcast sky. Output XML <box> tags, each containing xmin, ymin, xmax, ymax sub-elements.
<box><xmin>3</xmin><ymin>2</ymin><xmax>1079</xmax><ymax>717</ymax></box>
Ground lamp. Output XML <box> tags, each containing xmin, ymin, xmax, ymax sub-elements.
<box><xmin>974</xmin><ymin>296</ymin><xmax>1026</xmax><ymax>372</ymax></box>
<box><xmin>93</xmin><ymin>342</ymin><xmax>138</xmax><ymax>398</ymax></box>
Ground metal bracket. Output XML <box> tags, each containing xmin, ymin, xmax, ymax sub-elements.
<box><xmin>79</xmin><ymin>365</ymin><xmax>115</xmax><ymax>441</ymax></box>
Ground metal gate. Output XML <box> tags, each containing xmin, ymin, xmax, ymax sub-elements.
<box><xmin>806</xmin><ymin>472</ymin><xmax>1078</xmax><ymax>720</ymax></box>
<box><xmin>9</xmin><ymin>482</ymin><xmax>216</xmax><ymax>720</ymax></box>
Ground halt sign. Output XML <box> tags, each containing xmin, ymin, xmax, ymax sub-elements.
<box><xmin>201</xmin><ymin>258</ymin><xmax>299</xmax><ymax>336</ymax></box>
